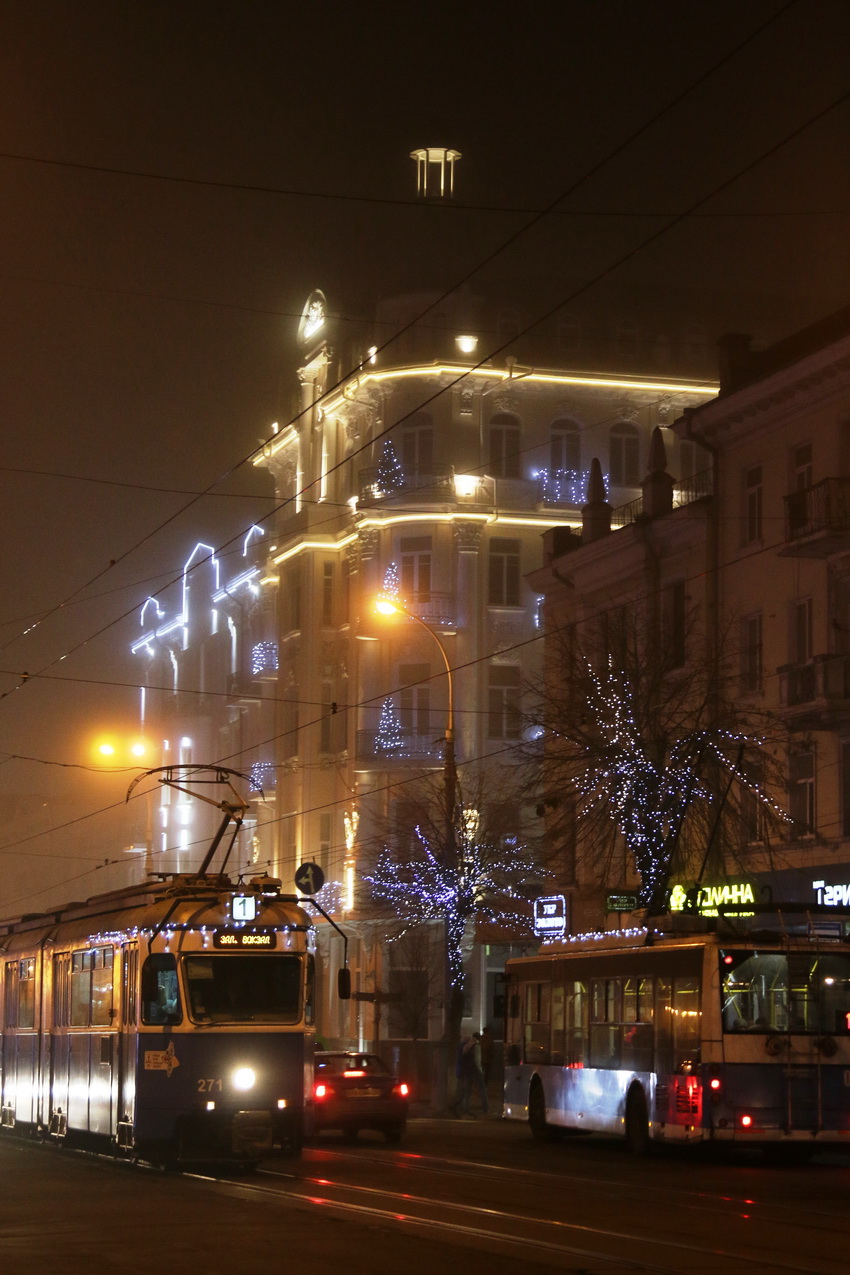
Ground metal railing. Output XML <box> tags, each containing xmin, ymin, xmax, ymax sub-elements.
<box><xmin>784</xmin><ymin>477</ymin><xmax>850</xmax><ymax>541</ymax></box>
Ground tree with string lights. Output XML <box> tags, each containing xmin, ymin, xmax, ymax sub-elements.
<box><xmin>363</xmin><ymin>767</ymin><xmax>542</xmax><ymax>1042</ymax></box>
<box><xmin>530</xmin><ymin>606</ymin><xmax>791</xmax><ymax>917</ymax></box>
<box><xmin>376</xmin><ymin>439</ymin><xmax>405</xmax><ymax>495</ymax></box>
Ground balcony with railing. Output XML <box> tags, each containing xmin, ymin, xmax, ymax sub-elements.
<box><xmin>611</xmin><ymin>467</ymin><xmax>713</xmax><ymax>530</ymax></box>
<box><xmin>777</xmin><ymin>653</ymin><xmax>850</xmax><ymax>728</ymax></box>
<box><xmin>358</xmin><ymin>463</ymin><xmax>454</xmax><ymax>506</ymax></box>
<box><xmin>781</xmin><ymin>478</ymin><xmax>850</xmax><ymax>557</ymax></box>
<box><xmin>354</xmin><ymin>728</ymin><xmax>445</xmax><ymax>767</ymax></box>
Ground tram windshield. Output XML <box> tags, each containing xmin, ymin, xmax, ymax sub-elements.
<box><xmin>184</xmin><ymin>954</ymin><xmax>302</xmax><ymax>1024</ymax></box>
<box><xmin>721</xmin><ymin>950</ymin><xmax>850</xmax><ymax>1035</ymax></box>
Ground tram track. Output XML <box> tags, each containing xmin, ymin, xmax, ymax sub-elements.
<box><xmin>182</xmin><ymin>1145</ymin><xmax>849</xmax><ymax>1275</ymax></box>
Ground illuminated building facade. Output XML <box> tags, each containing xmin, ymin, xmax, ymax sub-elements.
<box><xmin>533</xmin><ymin>305</ymin><xmax>850</xmax><ymax>931</ymax></box>
<box><xmin>252</xmin><ymin>284</ymin><xmax>716</xmax><ymax>1049</ymax></box>
<box><xmin>130</xmin><ymin>528</ymin><xmax>277</xmax><ymax>875</ymax></box>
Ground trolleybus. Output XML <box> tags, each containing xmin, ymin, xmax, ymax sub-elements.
<box><xmin>503</xmin><ymin>909</ymin><xmax>850</xmax><ymax>1157</ymax></box>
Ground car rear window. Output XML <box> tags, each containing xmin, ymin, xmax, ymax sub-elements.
<box><xmin>316</xmin><ymin>1054</ymin><xmax>390</xmax><ymax>1075</ymax></box>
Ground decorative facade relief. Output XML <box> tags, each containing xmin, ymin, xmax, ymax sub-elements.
<box><xmin>454</xmin><ymin>521</ymin><xmax>484</xmax><ymax>553</ymax></box>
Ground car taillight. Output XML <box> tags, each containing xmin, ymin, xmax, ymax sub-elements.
<box><xmin>709</xmin><ymin>1077</ymin><xmax>721</xmax><ymax>1091</ymax></box>
<box><xmin>740</xmin><ymin>1113</ymin><xmax>753</xmax><ymax>1128</ymax></box>
<box><xmin>394</xmin><ymin>1082</ymin><xmax>410</xmax><ymax>1098</ymax></box>
<box><xmin>314</xmin><ymin>1082</ymin><xmax>334</xmax><ymax>1100</ymax></box>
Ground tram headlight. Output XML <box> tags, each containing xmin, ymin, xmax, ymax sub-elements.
<box><xmin>232</xmin><ymin>1067</ymin><xmax>256</xmax><ymax>1091</ymax></box>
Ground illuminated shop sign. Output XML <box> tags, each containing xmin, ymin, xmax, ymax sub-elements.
<box><xmin>212</xmin><ymin>930</ymin><xmax>277</xmax><ymax>950</ymax></box>
<box><xmin>534</xmin><ymin>895</ymin><xmax>567</xmax><ymax>938</ymax></box>
<box><xmin>813</xmin><ymin>880</ymin><xmax>850</xmax><ymax>907</ymax></box>
<box><xmin>668</xmin><ymin>881</ymin><xmax>755</xmax><ymax>918</ymax></box>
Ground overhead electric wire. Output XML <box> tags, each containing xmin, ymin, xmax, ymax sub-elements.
<box><xmin>0</xmin><ymin>0</ymin><xmax>801</xmax><ymax>672</ymax></box>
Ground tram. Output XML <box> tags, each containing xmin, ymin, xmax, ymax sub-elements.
<box><xmin>0</xmin><ymin>767</ymin><xmax>348</xmax><ymax>1165</ymax></box>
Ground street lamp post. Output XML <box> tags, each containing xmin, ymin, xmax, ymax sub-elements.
<box><xmin>374</xmin><ymin>595</ymin><xmax>465</xmax><ymax>1112</ymax></box>
<box><xmin>374</xmin><ymin>597</ymin><xmax>457</xmax><ymax>871</ymax></box>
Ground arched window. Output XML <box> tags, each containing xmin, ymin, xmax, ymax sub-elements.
<box><xmin>609</xmin><ymin>422</ymin><xmax>640</xmax><ymax>487</ymax></box>
<box><xmin>549</xmin><ymin>419</ymin><xmax>581</xmax><ymax>474</ymax></box>
<box><xmin>488</xmin><ymin>412</ymin><xmax>521</xmax><ymax>479</ymax></box>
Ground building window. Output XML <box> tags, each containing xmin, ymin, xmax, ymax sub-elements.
<box><xmin>401</xmin><ymin>414</ymin><xmax>434</xmax><ymax>477</ymax></box>
<box><xmin>398</xmin><ymin>663</ymin><xmax>431</xmax><ymax>737</ymax></box>
<box><xmin>488</xmin><ymin>538</ymin><xmax>521</xmax><ymax>606</ymax></box>
<box><xmin>488</xmin><ymin>414</ymin><xmax>521</xmax><ymax>479</ymax></box>
<box><xmin>789</xmin><ymin>751</ymin><xmax>815</xmax><ymax>837</ymax></box>
<box><xmin>609</xmin><ymin>423</ymin><xmax>640</xmax><ymax>486</ymax></box>
<box><xmin>741</xmin><ymin>613</ymin><xmax>763</xmax><ymax>693</ymax></box>
<box><xmin>740</xmin><ymin>758</ymin><xmax>765</xmax><ymax>844</ymax></box>
<box><xmin>558</xmin><ymin>318</ymin><xmax>581</xmax><ymax>355</ymax></box>
<box><xmin>550</xmin><ymin>419</ymin><xmax>581</xmax><ymax>474</ymax></box>
<box><xmin>792</xmin><ymin>597</ymin><xmax>813</xmax><ymax>665</ymax></box>
<box><xmin>400</xmin><ymin>536</ymin><xmax>432</xmax><ymax>602</ymax></box>
<box><xmin>792</xmin><ymin>443</ymin><xmax>812</xmax><ymax>492</ymax></box>
<box><xmin>322</xmin><ymin>562</ymin><xmax>334</xmax><ymax>626</ymax></box>
<box><xmin>488</xmin><ymin>665</ymin><xmax>522</xmax><ymax>739</ymax></box>
<box><xmin>744</xmin><ymin>465</ymin><xmax>763</xmax><ymax>543</ymax></box>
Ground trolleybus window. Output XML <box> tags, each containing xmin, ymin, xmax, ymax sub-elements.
<box><xmin>721</xmin><ymin>950</ymin><xmax>850</xmax><ymax>1034</ymax></box>
<box><xmin>184</xmin><ymin>954</ymin><xmax>301</xmax><ymax>1024</ymax></box>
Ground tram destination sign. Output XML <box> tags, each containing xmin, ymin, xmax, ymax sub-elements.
<box><xmin>212</xmin><ymin>929</ymin><xmax>277</xmax><ymax>950</ymax></box>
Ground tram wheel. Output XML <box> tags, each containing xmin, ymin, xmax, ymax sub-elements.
<box><xmin>625</xmin><ymin>1085</ymin><xmax>650</xmax><ymax>1156</ymax></box>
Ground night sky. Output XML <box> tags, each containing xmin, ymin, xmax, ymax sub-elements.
<box><xmin>0</xmin><ymin>1</ymin><xmax>848</xmax><ymax>910</ymax></box>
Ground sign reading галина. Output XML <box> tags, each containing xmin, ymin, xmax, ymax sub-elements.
<box><xmin>668</xmin><ymin>881</ymin><xmax>756</xmax><ymax>918</ymax></box>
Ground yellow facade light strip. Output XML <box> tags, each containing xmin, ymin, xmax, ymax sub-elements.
<box><xmin>255</xmin><ymin>365</ymin><xmax>716</xmax><ymax>463</ymax></box>
<box><xmin>354</xmin><ymin>511</ymin><xmax>579</xmax><ymax>532</ymax></box>
<box><xmin>270</xmin><ymin>533</ymin><xmax>358</xmax><ymax>567</ymax></box>
<box><xmin>319</xmin><ymin>364</ymin><xmax>717</xmax><ymax>417</ymax></box>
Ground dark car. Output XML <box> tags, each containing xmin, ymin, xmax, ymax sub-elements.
<box><xmin>309</xmin><ymin>1051</ymin><xmax>409</xmax><ymax>1142</ymax></box>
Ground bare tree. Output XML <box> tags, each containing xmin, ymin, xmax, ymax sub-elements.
<box><xmin>529</xmin><ymin>605</ymin><xmax>791</xmax><ymax>915</ymax></box>
<box><xmin>363</xmin><ymin>766</ymin><xmax>544</xmax><ymax>1043</ymax></box>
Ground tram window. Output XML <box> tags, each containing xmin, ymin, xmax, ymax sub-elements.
<box><xmin>184</xmin><ymin>954</ymin><xmax>301</xmax><ymax>1024</ymax></box>
<box><xmin>17</xmin><ymin>958</ymin><xmax>35</xmax><ymax>1029</ymax></box>
<box><xmin>3</xmin><ymin>961</ymin><xmax>16</xmax><ymax>1027</ymax></box>
<box><xmin>71</xmin><ymin>951</ymin><xmax>92</xmax><ymax>1026</ymax></box>
<box><xmin>91</xmin><ymin>948</ymin><xmax>114</xmax><ymax>1027</ymax></box>
<box><xmin>141</xmin><ymin>954</ymin><xmax>182</xmax><ymax>1025</ymax></box>
<box><xmin>305</xmin><ymin>954</ymin><xmax>315</xmax><ymax>1026</ymax></box>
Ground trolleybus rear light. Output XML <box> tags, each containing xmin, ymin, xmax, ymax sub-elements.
<box><xmin>709</xmin><ymin>1078</ymin><xmax>721</xmax><ymax>1091</ymax></box>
